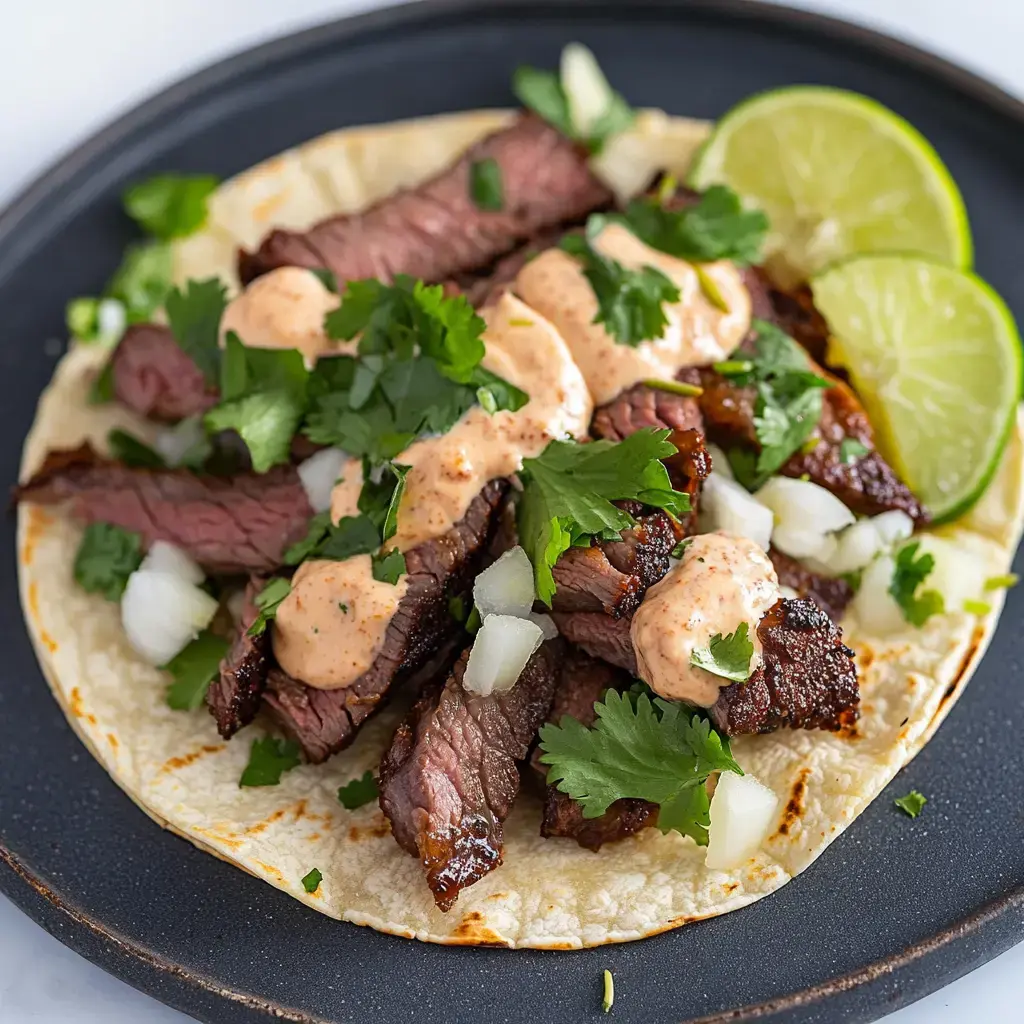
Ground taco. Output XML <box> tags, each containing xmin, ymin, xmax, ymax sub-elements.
<box><xmin>16</xmin><ymin>46</ymin><xmax>1024</xmax><ymax>949</ymax></box>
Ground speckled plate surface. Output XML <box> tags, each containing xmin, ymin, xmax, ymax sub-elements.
<box><xmin>2</xmin><ymin>2</ymin><xmax>1024</xmax><ymax>1021</ymax></box>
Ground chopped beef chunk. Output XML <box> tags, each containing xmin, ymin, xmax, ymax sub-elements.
<box><xmin>770</xmin><ymin>549</ymin><xmax>854</xmax><ymax>623</ymax></box>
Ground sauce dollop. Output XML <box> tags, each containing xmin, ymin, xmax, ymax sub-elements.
<box><xmin>514</xmin><ymin>223</ymin><xmax>751</xmax><ymax>404</ymax></box>
<box><xmin>631</xmin><ymin>532</ymin><xmax>780</xmax><ymax>706</ymax></box>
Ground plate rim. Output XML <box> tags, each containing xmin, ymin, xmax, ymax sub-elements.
<box><xmin>3</xmin><ymin>1</ymin><xmax>1024</xmax><ymax>1022</ymax></box>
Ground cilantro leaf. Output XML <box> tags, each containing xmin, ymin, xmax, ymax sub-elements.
<box><xmin>247</xmin><ymin>578</ymin><xmax>292</xmax><ymax>637</ymax></box>
<box><xmin>469</xmin><ymin>158</ymin><xmax>503</xmax><ymax>211</ymax></box>
<box><xmin>164</xmin><ymin>631</ymin><xmax>230</xmax><ymax>711</ymax></box>
<box><xmin>562</xmin><ymin>221</ymin><xmax>680</xmax><ymax>346</ymax></box>
<box><xmin>283</xmin><ymin>511</ymin><xmax>332</xmax><ymax>564</ymax></box>
<box><xmin>66</xmin><ymin>298</ymin><xmax>101</xmax><ymax>342</ymax></box>
<box><xmin>690</xmin><ymin>622</ymin><xmax>755</xmax><ymax>682</ymax></box>
<box><xmin>518</xmin><ymin>430</ymin><xmax>691</xmax><ymax>604</ymax></box>
<box><xmin>219</xmin><ymin>331</ymin><xmax>308</xmax><ymax>402</ymax></box>
<box><xmin>337</xmin><ymin>769</ymin><xmax>379</xmax><ymax>809</ymax></box>
<box><xmin>107</xmin><ymin>429</ymin><xmax>165</xmax><ymax>468</ymax></box>
<box><xmin>622</xmin><ymin>186</ymin><xmax>768</xmax><ymax>265</ymax></box>
<box><xmin>889</xmin><ymin>542</ymin><xmax>945</xmax><ymax>626</ymax></box>
<box><xmin>301</xmin><ymin>868</ymin><xmax>323</xmax><ymax>893</ymax></box>
<box><xmin>371</xmin><ymin>548</ymin><xmax>406</xmax><ymax>584</ymax></box>
<box><xmin>839</xmin><ymin>438</ymin><xmax>871</xmax><ymax>465</ymax></box>
<box><xmin>89</xmin><ymin>360</ymin><xmax>116</xmax><ymax>405</ymax></box>
<box><xmin>358</xmin><ymin>462</ymin><xmax>409</xmax><ymax>543</ymax></box>
<box><xmin>205</xmin><ymin>390</ymin><xmax>304</xmax><ymax>473</ymax></box>
<box><xmin>894</xmin><ymin>790</ymin><xmax>927</xmax><ymax>818</ymax></box>
<box><xmin>73</xmin><ymin>522</ymin><xmax>143</xmax><ymax>601</ymax></box>
<box><xmin>309</xmin><ymin>267</ymin><xmax>339</xmax><ymax>293</ymax></box>
<box><xmin>538</xmin><ymin>690</ymin><xmax>741</xmax><ymax>844</ymax></box>
<box><xmin>239</xmin><ymin>736</ymin><xmax>301</xmax><ymax>787</ymax></box>
<box><xmin>317</xmin><ymin>516</ymin><xmax>385</xmax><ymax>562</ymax></box>
<box><xmin>123</xmin><ymin>174</ymin><xmax>219</xmax><ymax>240</ymax></box>
<box><xmin>165</xmin><ymin>278</ymin><xmax>228</xmax><ymax>383</ymax></box>
<box><xmin>107</xmin><ymin>242</ymin><xmax>173</xmax><ymax>323</ymax></box>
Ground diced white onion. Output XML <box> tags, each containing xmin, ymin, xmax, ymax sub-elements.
<box><xmin>121</xmin><ymin>571</ymin><xmax>218</xmax><ymax>665</ymax></box>
<box><xmin>297</xmin><ymin>447</ymin><xmax>348</xmax><ymax>514</ymax></box>
<box><xmin>589</xmin><ymin>130</ymin><xmax>660</xmax><ymax>205</ymax></box>
<box><xmin>561</xmin><ymin>42</ymin><xmax>614</xmax><ymax>138</ymax></box>
<box><xmin>154</xmin><ymin>416</ymin><xmax>206</xmax><ymax>468</ymax></box>
<box><xmin>910</xmin><ymin>535</ymin><xmax>988</xmax><ymax>612</ymax></box>
<box><xmin>463</xmin><ymin>614</ymin><xmax>544</xmax><ymax>697</ymax></box>
<box><xmin>705</xmin><ymin>772</ymin><xmax>780</xmax><ymax>870</ymax></box>
<box><xmin>139</xmin><ymin>541</ymin><xmax>205</xmax><ymax>586</ymax></box>
<box><xmin>821</xmin><ymin>520</ymin><xmax>881</xmax><ymax>575</ymax></box>
<box><xmin>473</xmin><ymin>546</ymin><xmax>536</xmax><ymax>620</ymax></box>
<box><xmin>699</xmin><ymin>474</ymin><xmax>773</xmax><ymax>552</ymax></box>
<box><xmin>851</xmin><ymin>554</ymin><xmax>905</xmax><ymax>635</ymax></box>
<box><xmin>705</xmin><ymin>443</ymin><xmax>734</xmax><ymax>481</ymax></box>
<box><xmin>96</xmin><ymin>298</ymin><xmax>127</xmax><ymax>344</ymax></box>
<box><xmin>527</xmin><ymin>611</ymin><xmax>559</xmax><ymax>641</ymax></box>
<box><xmin>871</xmin><ymin>510</ymin><xmax>915</xmax><ymax>548</ymax></box>
<box><xmin>756</xmin><ymin>477</ymin><xmax>855</xmax><ymax>560</ymax></box>
<box><xmin>779</xmin><ymin>585</ymin><xmax>800</xmax><ymax>601</ymax></box>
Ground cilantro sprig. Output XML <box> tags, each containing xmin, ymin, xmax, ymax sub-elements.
<box><xmin>247</xmin><ymin>578</ymin><xmax>292</xmax><ymax>637</ymax></box>
<box><xmin>889</xmin><ymin>543</ymin><xmax>945</xmax><ymax>626</ymax></box>
<box><xmin>561</xmin><ymin>216</ymin><xmax>681</xmax><ymax>347</ymax></box>
<box><xmin>337</xmin><ymin>770</ymin><xmax>379</xmax><ymax>809</ymax></box>
<box><xmin>517</xmin><ymin>429</ymin><xmax>691</xmax><ymax>605</ymax></box>
<box><xmin>469</xmin><ymin>158</ymin><xmax>503</xmax><ymax>211</ymax></box>
<box><xmin>123</xmin><ymin>173</ymin><xmax>219</xmax><ymax>240</ymax></box>
<box><xmin>690</xmin><ymin>622</ymin><xmax>755</xmax><ymax>683</ymax></box>
<box><xmin>894</xmin><ymin>790</ymin><xmax>927</xmax><ymax>818</ymax></box>
<box><xmin>721</xmin><ymin>320</ymin><xmax>831</xmax><ymax>489</ymax></box>
<box><xmin>164</xmin><ymin>631</ymin><xmax>230</xmax><ymax>711</ymax></box>
<box><xmin>301</xmin><ymin>868</ymin><xmax>323</xmax><ymax>893</ymax></box>
<box><xmin>239</xmin><ymin>736</ymin><xmax>301</xmax><ymax>787</ymax></box>
<box><xmin>539</xmin><ymin>689</ymin><xmax>741</xmax><ymax>845</ymax></box>
<box><xmin>622</xmin><ymin>185</ymin><xmax>768</xmax><ymax>265</ymax></box>
<box><xmin>73</xmin><ymin>522</ymin><xmax>143</xmax><ymax>601</ymax></box>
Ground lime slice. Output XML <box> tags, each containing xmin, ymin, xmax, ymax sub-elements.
<box><xmin>689</xmin><ymin>87</ymin><xmax>972</xmax><ymax>282</ymax></box>
<box><xmin>811</xmin><ymin>255</ymin><xmax>1021</xmax><ymax>523</ymax></box>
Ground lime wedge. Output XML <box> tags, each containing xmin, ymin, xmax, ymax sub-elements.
<box><xmin>689</xmin><ymin>87</ymin><xmax>972</xmax><ymax>282</ymax></box>
<box><xmin>811</xmin><ymin>255</ymin><xmax>1022</xmax><ymax>523</ymax></box>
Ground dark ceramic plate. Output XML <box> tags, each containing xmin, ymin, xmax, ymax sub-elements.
<box><xmin>2</xmin><ymin>2</ymin><xmax>1024</xmax><ymax>1021</ymax></box>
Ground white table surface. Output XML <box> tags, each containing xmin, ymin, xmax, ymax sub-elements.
<box><xmin>2</xmin><ymin>0</ymin><xmax>1023</xmax><ymax>1020</ymax></box>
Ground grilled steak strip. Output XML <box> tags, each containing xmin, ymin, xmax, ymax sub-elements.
<box><xmin>531</xmin><ymin>648</ymin><xmax>658</xmax><ymax>849</ymax></box>
<box><xmin>15</xmin><ymin>444</ymin><xmax>313</xmax><ymax>574</ymax></box>
<box><xmin>110</xmin><ymin>324</ymin><xmax>218</xmax><ymax>422</ymax></box>
<box><xmin>553</xmin><ymin>597</ymin><xmax>858</xmax><ymax>735</ymax></box>
<box><xmin>238</xmin><ymin>114</ymin><xmax>612</xmax><ymax>287</ymax></box>
<box><xmin>769</xmin><ymin>549</ymin><xmax>854</xmax><ymax>623</ymax></box>
<box><xmin>208</xmin><ymin>577</ymin><xmax>270</xmax><ymax>738</ymax></box>
<box><xmin>379</xmin><ymin>640</ymin><xmax>561</xmax><ymax>911</ymax></box>
<box><xmin>262</xmin><ymin>481</ymin><xmax>507</xmax><ymax>763</ymax></box>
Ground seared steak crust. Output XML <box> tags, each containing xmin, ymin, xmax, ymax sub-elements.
<box><xmin>263</xmin><ymin>481</ymin><xmax>507</xmax><ymax>763</ymax></box>
<box><xmin>207</xmin><ymin>577</ymin><xmax>270</xmax><ymax>738</ymax></box>
<box><xmin>15</xmin><ymin>444</ymin><xmax>313</xmax><ymax>574</ymax></box>
<box><xmin>379</xmin><ymin>641</ymin><xmax>561</xmax><ymax>911</ymax></box>
<box><xmin>591</xmin><ymin>379</ymin><xmax>703</xmax><ymax>443</ymax></box>
<box><xmin>239</xmin><ymin>115</ymin><xmax>611</xmax><ymax>287</ymax></box>
<box><xmin>711</xmin><ymin>598</ymin><xmax>858</xmax><ymax>734</ymax></box>
<box><xmin>532</xmin><ymin>649</ymin><xmax>657</xmax><ymax>849</ymax></box>
<box><xmin>769</xmin><ymin>549</ymin><xmax>854</xmax><ymax>623</ymax></box>
<box><xmin>554</xmin><ymin>599</ymin><xmax>858</xmax><ymax>736</ymax></box>
<box><xmin>110</xmin><ymin>324</ymin><xmax>217</xmax><ymax>422</ymax></box>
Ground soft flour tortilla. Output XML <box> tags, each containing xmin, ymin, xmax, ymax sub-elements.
<box><xmin>17</xmin><ymin>110</ymin><xmax>1024</xmax><ymax>948</ymax></box>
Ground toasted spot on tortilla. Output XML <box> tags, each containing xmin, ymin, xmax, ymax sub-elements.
<box><xmin>857</xmin><ymin>647</ymin><xmax>875</xmax><ymax>672</ymax></box>
<box><xmin>722</xmin><ymin>882</ymin><xmax>739</xmax><ymax>894</ymax></box>
<box><xmin>27</xmin><ymin>581</ymin><xmax>39</xmax><ymax>620</ymax></box>
<box><xmin>307</xmin><ymin>832</ymin><xmax>322</xmax><ymax>842</ymax></box>
<box><xmin>834</xmin><ymin>708</ymin><xmax>860</xmax><ymax>740</ymax></box>
<box><xmin>348</xmin><ymin>815</ymin><xmax>390</xmax><ymax>842</ymax></box>
<box><xmin>39</xmin><ymin>630</ymin><xmax>58</xmax><ymax>654</ymax></box>
<box><xmin>253</xmin><ymin>193</ymin><xmax>286</xmax><ymax>223</ymax></box>
<box><xmin>447</xmin><ymin>910</ymin><xmax>512</xmax><ymax>947</ymax></box>
<box><xmin>107</xmin><ymin>733</ymin><xmax>118</xmax><ymax>750</ymax></box>
<box><xmin>193</xmin><ymin>826</ymin><xmax>244</xmax><ymax>850</ymax></box>
<box><xmin>252</xmin><ymin>859</ymin><xmax>285</xmax><ymax>883</ymax></box>
<box><xmin>774</xmin><ymin>767</ymin><xmax>812</xmax><ymax>837</ymax></box>
<box><xmin>947</xmin><ymin>625</ymin><xmax>986</xmax><ymax>701</ymax></box>
<box><xmin>21</xmin><ymin>506</ymin><xmax>53</xmax><ymax>565</ymax></box>
<box><xmin>159</xmin><ymin>744</ymin><xmax>226</xmax><ymax>774</ymax></box>
<box><xmin>245</xmin><ymin>807</ymin><xmax>289</xmax><ymax>835</ymax></box>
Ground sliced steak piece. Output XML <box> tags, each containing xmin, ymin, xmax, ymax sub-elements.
<box><xmin>551</xmin><ymin>506</ymin><xmax>685</xmax><ymax>617</ymax></box>
<box><xmin>553</xmin><ymin>598</ymin><xmax>858</xmax><ymax>736</ymax></box>
<box><xmin>770</xmin><ymin>549</ymin><xmax>854</xmax><ymax>623</ymax></box>
<box><xmin>109</xmin><ymin>324</ymin><xmax>218</xmax><ymax>422</ymax></box>
<box><xmin>239</xmin><ymin>114</ymin><xmax>612</xmax><ymax>287</ymax></box>
<box><xmin>15</xmin><ymin>444</ymin><xmax>313</xmax><ymax>574</ymax></box>
<box><xmin>711</xmin><ymin>598</ymin><xmax>858</xmax><ymax>734</ymax></box>
<box><xmin>379</xmin><ymin>640</ymin><xmax>561</xmax><ymax>911</ymax></box>
<box><xmin>262</xmin><ymin>481</ymin><xmax>507</xmax><ymax>763</ymax></box>
<box><xmin>532</xmin><ymin>648</ymin><xmax>657</xmax><ymax>849</ymax></box>
<box><xmin>207</xmin><ymin>577</ymin><xmax>270</xmax><ymax>738</ymax></box>
<box><xmin>591</xmin><ymin>378</ymin><xmax>703</xmax><ymax>443</ymax></box>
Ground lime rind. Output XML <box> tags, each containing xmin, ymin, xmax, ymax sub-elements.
<box><xmin>689</xmin><ymin>86</ymin><xmax>973</xmax><ymax>277</ymax></box>
<box><xmin>812</xmin><ymin>254</ymin><xmax>1022</xmax><ymax>524</ymax></box>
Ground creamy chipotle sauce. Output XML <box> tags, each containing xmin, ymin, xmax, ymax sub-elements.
<box><xmin>631</xmin><ymin>532</ymin><xmax>781</xmax><ymax>706</ymax></box>
<box><xmin>219</xmin><ymin>266</ymin><xmax>350</xmax><ymax>363</ymax></box>
<box><xmin>275</xmin><ymin>292</ymin><xmax>591</xmax><ymax>690</ymax></box>
<box><xmin>515</xmin><ymin>222</ymin><xmax>751</xmax><ymax>405</ymax></box>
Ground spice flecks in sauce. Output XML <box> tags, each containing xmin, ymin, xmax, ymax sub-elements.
<box><xmin>631</xmin><ymin>532</ymin><xmax>780</xmax><ymax>706</ymax></box>
<box><xmin>273</xmin><ymin>556</ymin><xmax>409</xmax><ymax>689</ymax></box>
<box><xmin>514</xmin><ymin>222</ymin><xmax>751</xmax><ymax>404</ymax></box>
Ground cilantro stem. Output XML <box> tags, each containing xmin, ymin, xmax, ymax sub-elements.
<box><xmin>694</xmin><ymin>264</ymin><xmax>731</xmax><ymax>313</ymax></box>
<box><xmin>642</xmin><ymin>378</ymin><xmax>704</xmax><ymax>397</ymax></box>
<box><xmin>602</xmin><ymin>969</ymin><xmax>614</xmax><ymax>1013</ymax></box>
<box><xmin>712</xmin><ymin>359</ymin><xmax>753</xmax><ymax>376</ymax></box>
